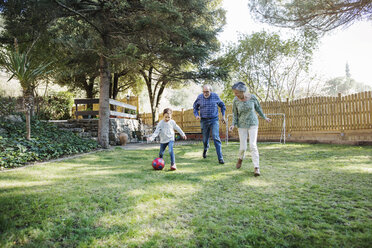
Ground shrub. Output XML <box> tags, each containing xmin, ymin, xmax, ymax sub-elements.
<box><xmin>0</xmin><ymin>118</ymin><xmax>98</xmax><ymax>169</ymax></box>
<box><xmin>35</xmin><ymin>91</ymin><xmax>74</xmax><ymax>120</ymax></box>
<box><xmin>0</xmin><ymin>96</ymin><xmax>19</xmax><ymax>117</ymax></box>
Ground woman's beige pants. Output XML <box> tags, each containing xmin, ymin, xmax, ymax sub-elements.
<box><xmin>238</xmin><ymin>126</ymin><xmax>259</xmax><ymax>168</ymax></box>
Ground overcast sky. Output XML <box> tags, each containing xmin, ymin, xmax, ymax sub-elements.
<box><xmin>219</xmin><ymin>0</ymin><xmax>372</xmax><ymax>86</ymax></box>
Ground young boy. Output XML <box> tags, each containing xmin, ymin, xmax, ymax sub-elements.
<box><xmin>147</xmin><ymin>108</ymin><xmax>187</xmax><ymax>170</ymax></box>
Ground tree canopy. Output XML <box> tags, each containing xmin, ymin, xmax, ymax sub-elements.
<box><xmin>249</xmin><ymin>0</ymin><xmax>372</xmax><ymax>33</ymax></box>
<box><xmin>218</xmin><ymin>30</ymin><xmax>317</xmax><ymax>102</ymax></box>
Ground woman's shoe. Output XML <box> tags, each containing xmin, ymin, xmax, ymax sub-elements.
<box><xmin>170</xmin><ymin>164</ymin><xmax>177</xmax><ymax>170</ymax></box>
<box><xmin>236</xmin><ymin>159</ymin><xmax>243</xmax><ymax>169</ymax></box>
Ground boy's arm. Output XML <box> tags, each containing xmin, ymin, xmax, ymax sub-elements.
<box><xmin>173</xmin><ymin>121</ymin><xmax>186</xmax><ymax>138</ymax></box>
<box><xmin>148</xmin><ymin>122</ymin><xmax>162</xmax><ymax>141</ymax></box>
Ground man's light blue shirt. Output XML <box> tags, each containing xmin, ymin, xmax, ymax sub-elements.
<box><xmin>193</xmin><ymin>92</ymin><xmax>226</xmax><ymax>119</ymax></box>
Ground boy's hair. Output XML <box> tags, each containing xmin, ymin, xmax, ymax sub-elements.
<box><xmin>163</xmin><ymin>108</ymin><xmax>173</xmax><ymax>115</ymax></box>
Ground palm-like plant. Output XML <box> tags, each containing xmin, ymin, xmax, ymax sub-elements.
<box><xmin>0</xmin><ymin>48</ymin><xmax>52</xmax><ymax>140</ymax></box>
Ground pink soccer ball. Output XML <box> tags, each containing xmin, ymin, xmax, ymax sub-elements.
<box><xmin>152</xmin><ymin>158</ymin><xmax>165</xmax><ymax>170</ymax></box>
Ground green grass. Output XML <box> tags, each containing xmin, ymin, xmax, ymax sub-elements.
<box><xmin>0</xmin><ymin>143</ymin><xmax>371</xmax><ymax>247</ymax></box>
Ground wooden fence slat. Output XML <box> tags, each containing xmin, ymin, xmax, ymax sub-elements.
<box><xmin>341</xmin><ymin>94</ymin><xmax>345</xmax><ymax>131</ymax></box>
<box><xmin>337</xmin><ymin>93</ymin><xmax>341</xmax><ymax>131</ymax></box>
<box><xmin>351</xmin><ymin>94</ymin><xmax>356</xmax><ymax>130</ymax></box>
<box><xmin>332</xmin><ymin>96</ymin><xmax>336</xmax><ymax>130</ymax></box>
<box><xmin>367</xmin><ymin>91</ymin><xmax>371</xmax><ymax>129</ymax></box>
<box><xmin>367</xmin><ymin>91</ymin><xmax>370</xmax><ymax>128</ymax></box>
<box><xmin>357</xmin><ymin>92</ymin><xmax>363</xmax><ymax>129</ymax></box>
<box><xmin>364</xmin><ymin>91</ymin><xmax>367</xmax><ymax>128</ymax></box>
<box><xmin>344</xmin><ymin>95</ymin><xmax>351</xmax><ymax>130</ymax></box>
<box><xmin>354</xmin><ymin>93</ymin><xmax>357</xmax><ymax>129</ymax></box>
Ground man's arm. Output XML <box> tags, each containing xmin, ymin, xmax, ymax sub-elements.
<box><xmin>193</xmin><ymin>96</ymin><xmax>201</xmax><ymax>119</ymax></box>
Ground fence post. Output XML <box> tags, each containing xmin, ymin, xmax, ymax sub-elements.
<box><xmin>338</xmin><ymin>93</ymin><xmax>343</xmax><ymax>135</ymax></box>
<box><xmin>75</xmin><ymin>102</ymin><xmax>78</xmax><ymax>119</ymax></box>
<box><xmin>286</xmin><ymin>98</ymin><xmax>291</xmax><ymax>136</ymax></box>
<box><xmin>369</xmin><ymin>91</ymin><xmax>372</xmax><ymax>129</ymax></box>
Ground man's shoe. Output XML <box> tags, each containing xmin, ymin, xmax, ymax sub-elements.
<box><xmin>170</xmin><ymin>164</ymin><xmax>177</xmax><ymax>170</ymax></box>
<box><xmin>236</xmin><ymin>159</ymin><xmax>243</xmax><ymax>169</ymax></box>
<box><xmin>203</xmin><ymin>150</ymin><xmax>207</xmax><ymax>159</ymax></box>
<box><xmin>254</xmin><ymin>167</ymin><xmax>260</xmax><ymax>176</ymax></box>
<box><xmin>219</xmin><ymin>159</ymin><xmax>225</xmax><ymax>164</ymax></box>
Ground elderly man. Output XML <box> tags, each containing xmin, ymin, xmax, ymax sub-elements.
<box><xmin>193</xmin><ymin>84</ymin><xmax>226</xmax><ymax>164</ymax></box>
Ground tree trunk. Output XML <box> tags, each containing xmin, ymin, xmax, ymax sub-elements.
<box><xmin>98</xmin><ymin>54</ymin><xmax>111</xmax><ymax>149</ymax></box>
<box><xmin>23</xmin><ymin>88</ymin><xmax>33</xmax><ymax>140</ymax></box>
<box><xmin>86</xmin><ymin>76</ymin><xmax>96</xmax><ymax>99</ymax></box>
<box><xmin>151</xmin><ymin>106</ymin><xmax>157</xmax><ymax>126</ymax></box>
<box><xmin>112</xmin><ymin>69</ymin><xmax>130</xmax><ymax>100</ymax></box>
<box><xmin>112</xmin><ymin>73</ymin><xmax>119</xmax><ymax>100</ymax></box>
<box><xmin>85</xmin><ymin>76</ymin><xmax>96</xmax><ymax>110</ymax></box>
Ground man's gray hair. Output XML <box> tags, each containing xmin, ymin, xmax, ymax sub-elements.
<box><xmin>232</xmin><ymin>82</ymin><xmax>247</xmax><ymax>92</ymax></box>
<box><xmin>203</xmin><ymin>84</ymin><xmax>212</xmax><ymax>91</ymax></box>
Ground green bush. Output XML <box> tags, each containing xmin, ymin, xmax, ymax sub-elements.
<box><xmin>0</xmin><ymin>91</ymin><xmax>73</xmax><ymax>120</ymax></box>
<box><xmin>0</xmin><ymin>96</ymin><xmax>19</xmax><ymax>117</ymax></box>
<box><xmin>0</xmin><ymin>119</ymin><xmax>98</xmax><ymax>169</ymax></box>
<box><xmin>35</xmin><ymin>91</ymin><xmax>74</xmax><ymax>120</ymax></box>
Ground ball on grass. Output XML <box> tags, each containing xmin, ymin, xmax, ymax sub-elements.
<box><xmin>152</xmin><ymin>158</ymin><xmax>165</xmax><ymax>170</ymax></box>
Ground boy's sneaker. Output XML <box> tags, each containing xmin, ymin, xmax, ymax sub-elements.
<box><xmin>170</xmin><ymin>164</ymin><xmax>177</xmax><ymax>170</ymax></box>
<box><xmin>254</xmin><ymin>167</ymin><xmax>260</xmax><ymax>176</ymax></box>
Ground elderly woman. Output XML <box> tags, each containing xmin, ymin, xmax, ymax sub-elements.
<box><xmin>229</xmin><ymin>82</ymin><xmax>271</xmax><ymax>176</ymax></box>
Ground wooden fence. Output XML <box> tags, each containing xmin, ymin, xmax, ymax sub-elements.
<box><xmin>139</xmin><ymin>91</ymin><xmax>372</xmax><ymax>145</ymax></box>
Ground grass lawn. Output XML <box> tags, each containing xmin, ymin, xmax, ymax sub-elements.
<box><xmin>0</xmin><ymin>142</ymin><xmax>371</xmax><ymax>247</ymax></box>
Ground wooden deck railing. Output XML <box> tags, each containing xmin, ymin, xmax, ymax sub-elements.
<box><xmin>74</xmin><ymin>98</ymin><xmax>137</xmax><ymax>119</ymax></box>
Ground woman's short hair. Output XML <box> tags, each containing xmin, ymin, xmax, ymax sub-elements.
<box><xmin>232</xmin><ymin>82</ymin><xmax>247</xmax><ymax>92</ymax></box>
<box><xmin>163</xmin><ymin>108</ymin><xmax>173</xmax><ymax>115</ymax></box>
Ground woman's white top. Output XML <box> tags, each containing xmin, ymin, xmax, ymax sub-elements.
<box><xmin>149</xmin><ymin>120</ymin><xmax>185</xmax><ymax>144</ymax></box>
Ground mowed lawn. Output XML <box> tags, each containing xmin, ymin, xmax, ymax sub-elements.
<box><xmin>0</xmin><ymin>143</ymin><xmax>371</xmax><ymax>248</ymax></box>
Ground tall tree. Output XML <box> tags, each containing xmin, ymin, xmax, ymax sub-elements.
<box><xmin>50</xmin><ymin>13</ymin><xmax>138</xmax><ymax>100</ymax></box>
<box><xmin>249</xmin><ymin>0</ymin><xmax>372</xmax><ymax>33</ymax></box>
<box><xmin>50</xmin><ymin>18</ymin><xmax>100</xmax><ymax>98</ymax></box>
<box><xmin>1</xmin><ymin>0</ymin><xmax>146</xmax><ymax>148</ymax></box>
<box><xmin>133</xmin><ymin>0</ymin><xmax>225</xmax><ymax>125</ymax></box>
<box><xmin>219</xmin><ymin>30</ymin><xmax>317</xmax><ymax>101</ymax></box>
<box><xmin>52</xmin><ymin>0</ymin><xmax>225</xmax><ymax>144</ymax></box>
<box><xmin>51</xmin><ymin>0</ymin><xmax>149</xmax><ymax>148</ymax></box>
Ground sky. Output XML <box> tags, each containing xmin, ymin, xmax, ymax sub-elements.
<box><xmin>218</xmin><ymin>0</ymin><xmax>372</xmax><ymax>86</ymax></box>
